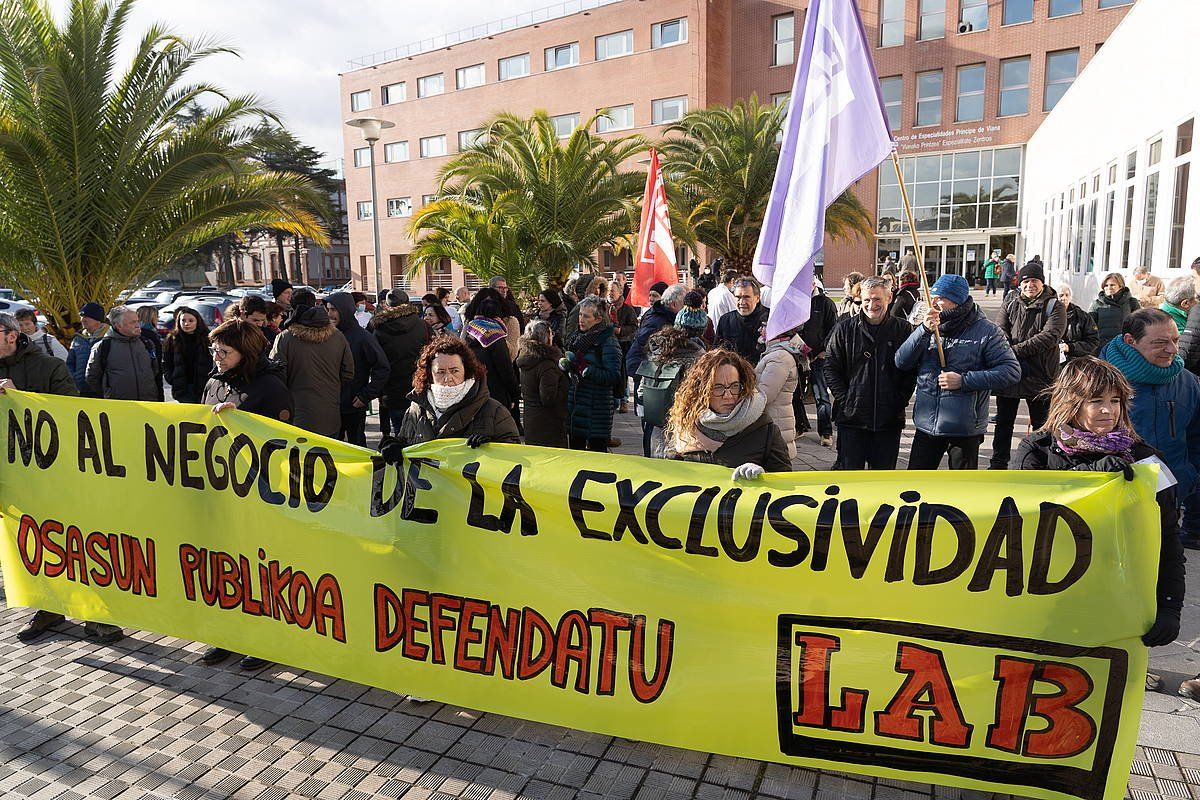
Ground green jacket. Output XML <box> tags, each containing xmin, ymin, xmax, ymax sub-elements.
<box><xmin>983</xmin><ymin>259</ymin><xmax>1000</xmax><ymax>280</ymax></box>
<box><xmin>1162</xmin><ymin>301</ymin><xmax>1189</xmax><ymax>333</ymax></box>
<box><xmin>0</xmin><ymin>337</ymin><xmax>80</xmax><ymax>396</ymax></box>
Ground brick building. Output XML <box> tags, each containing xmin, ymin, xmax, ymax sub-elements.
<box><xmin>338</xmin><ymin>0</ymin><xmax>1135</xmax><ymax>294</ymax></box>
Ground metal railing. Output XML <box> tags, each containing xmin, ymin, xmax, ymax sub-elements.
<box><xmin>347</xmin><ymin>0</ymin><xmax>626</xmax><ymax>69</ymax></box>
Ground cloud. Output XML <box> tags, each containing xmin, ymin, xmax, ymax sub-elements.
<box><xmin>46</xmin><ymin>0</ymin><xmax>553</xmax><ymax>165</ymax></box>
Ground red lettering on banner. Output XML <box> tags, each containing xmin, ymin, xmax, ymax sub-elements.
<box><xmin>874</xmin><ymin>643</ymin><xmax>973</xmax><ymax>747</ymax></box>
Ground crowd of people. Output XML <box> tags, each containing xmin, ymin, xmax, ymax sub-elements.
<box><xmin>5</xmin><ymin>256</ymin><xmax>1200</xmax><ymax>696</ymax></box>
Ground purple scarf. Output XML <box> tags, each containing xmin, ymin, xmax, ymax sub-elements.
<box><xmin>1055</xmin><ymin>425</ymin><xmax>1136</xmax><ymax>461</ymax></box>
<box><xmin>466</xmin><ymin>317</ymin><xmax>507</xmax><ymax>348</ymax></box>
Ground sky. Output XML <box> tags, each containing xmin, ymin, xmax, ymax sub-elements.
<box><xmin>48</xmin><ymin>0</ymin><xmax>555</xmax><ymax>171</ymax></box>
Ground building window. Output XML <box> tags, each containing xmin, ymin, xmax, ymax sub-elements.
<box><xmin>387</xmin><ymin>198</ymin><xmax>412</xmax><ymax>219</ymax></box>
<box><xmin>1043</xmin><ymin>49</ymin><xmax>1078</xmax><ymax>112</ymax></box>
<box><xmin>1002</xmin><ymin>0</ymin><xmax>1033</xmax><ymax>25</ymax></box>
<box><xmin>881</xmin><ymin>76</ymin><xmax>903</xmax><ymax>131</ymax></box>
<box><xmin>545</xmin><ymin>43</ymin><xmax>579</xmax><ymax>71</ymax></box>
<box><xmin>1122</xmin><ymin>184</ymin><xmax>1135</xmax><ymax>267</ymax></box>
<box><xmin>458</xmin><ymin>129</ymin><xmax>483</xmax><ymax>151</ymax></box>
<box><xmin>1098</xmin><ymin>0</ymin><xmax>1132</xmax><ymax>6</ymax></box>
<box><xmin>956</xmin><ymin>64</ymin><xmax>985</xmax><ymax>123</ymax></box>
<box><xmin>596</xmin><ymin>105</ymin><xmax>634</xmax><ymax>132</ymax></box>
<box><xmin>918</xmin><ymin>0</ymin><xmax>944</xmax><ymax>40</ymax></box>
<box><xmin>352</xmin><ymin>147</ymin><xmax>370</xmax><ymax>168</ymax></box>
<box><xmin>1127</xmin><ymin>151</ymin><xmax>1137</xmax><ymax>179</ymax></box>
<box><xmin>1049</xmin><ymin>0</ymin><xmax>1082</xmax><ymax>16</ymax></box>
<box><xmin>876</xmin><ymin>146</ymin><xmax>1022</xmax><ymax>235</ymax></box>
<box><xmin>417</xmin><ymin>73</ymin><xmax>444</xmax><ymax>98</ymax></box>
<box><xmin>652</xmin><ymin>96</ymin><xmax>688</xmax><ymax>125</ymax></box>
<box><xmin>356</xmin><ymin>201</ymin><xmax>373</xmax><ymax>220</ymax></box>
<box><xmin>915</xmin><ymin>70</ymin><xmax>943</xmax><ymax>127</ymax></box>
<box><xmin>596</xmin><ymin>30</ymin><xmax>633</xmax><ymax>61</ymax></box>
<box><xmin>772</xmin><ymin>92</ymin><xmax>791</xmax><ymax>107</ymax></box>
<box><xmin>1104</xmin><ymin>190</ymin><xmax>1116</xmax><ymax>268</ymax></box>
<box><xmin>1168</xmin><ymin>119</ymin><xmax>1193</xmax><ymax>268</ymax></box>
<box><xmin>382</xmin><ymin>82</ymin><xmax>406</xmax><ymax>105</ymax></box>
<box><xmin>879</xmin><ymin>0</ymin><xmax>904</xmax><ymax>47</ymax></box>
<box><xmin>959</xmin><ymin>0</ymin><xmax>987</xmax><ymax>32</ymax></box>
<box><xmin>498</xmin><ymin>54</ymin><xmax>530</xmax><ymax>81</ymax></box>
<box><xmin>350</xmin><ymin>90</ymin><xmax>371</xmax><ymax>112</ymax></box>
<box><xmin>456</xmin><ymin>64</ymin><xmax>485</xmax><ymax>90</ymax></box>
<box><xmin>383</xmin><ymin>141</ymin><xmax>409</xmax><ymax>163</ymax></box>
<box><xmin>419</xmin><ymin>135</ymin><xmax>446</xmax><ymax>158</ymax></box>
<box><xmin>772</xmin><ymin>14</ymin><xmax>795</xmax><ymax>65</ymax></box>
<box><xmin>1142</xmin><ymin>172</ymin><xmax>1160</xmax><ymax>266</ymax></box>
<box><xmin>551</xmin><ymin>113</ymin><xmax>580</xmax><ymax>138</ymax></box>
<box><xmin>422</xmin><ymin>194</ymin><xmax>437</xmax><ymax>206</ymax></box>
<box><xmin>1149</xmin><ymin>137</ymin><xmax>1163</xmax><ymax>167</ymax></box>
<box><xmin>651</xmin><ymin>18</ymin><xmax>688</xmax><ymax>49</ymax></box>
<box><xmin>998</xmin><ymin>56</ymin><xmax>1029</xmax><ymax>116</ymax></box>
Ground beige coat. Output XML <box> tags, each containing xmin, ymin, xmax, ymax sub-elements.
<box><xmin>1131</xmin><ymin>274</ymin><xmax>1166</xmax><ymax>308</ymax></box>
<box><xmin>755</xmin><ymin>338</ymin><xmax>801</xmax><ymax>460</ymax></box>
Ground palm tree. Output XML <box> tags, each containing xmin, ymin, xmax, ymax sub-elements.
<box><xmin>410</xmin><ymin>111</ymin><xmax>647</xmax><ymax>292</ymax></box>
<box><xmin>659</xmin><ymin>95</ymin><xmax>873</xmax><ymax>273</ymax></box>
<box><xmin>0</xmin><ymin>0</ymin><xmax>329</xmax><ymax>338</ymax></box>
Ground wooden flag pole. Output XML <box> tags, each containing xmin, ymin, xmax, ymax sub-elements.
<box><xmin>890</xmin><ymin>151</ymin><xmax>946</xmax><ymax>368</ymax></box>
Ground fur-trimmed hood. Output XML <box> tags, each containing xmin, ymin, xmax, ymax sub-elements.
<box><xmin>515</xmin><ymin>339</ymin><xmax>562</xmax><ymax>368</ymax></box>
<box><xmin>285</xmin><ymin>306</ymin><xmax>336</xmax><ymax>343</ymax></box>
<box><xmin>372</xmin><ymin>304</ymin><xmax>419</xmax><ymax>325</ymax></box>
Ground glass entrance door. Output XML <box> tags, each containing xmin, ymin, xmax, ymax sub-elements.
<box><xmin>944</xmin><ymin>245</ymin><xmax>964</xmax><ymax>276</ymax></box>
<box><xmin>922</xmin><ymin>245</ymin><xmax>942</xmax><ymax>284</ymax></box>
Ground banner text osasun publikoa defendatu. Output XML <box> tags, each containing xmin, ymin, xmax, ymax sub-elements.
<box><xmin>0</xmin><ymin>392</ymin><xmax>1160</xmax><ymax>800</ymax></box>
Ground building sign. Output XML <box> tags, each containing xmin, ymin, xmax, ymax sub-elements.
<box><xmin>896</xmin><ymin>124</ymin><xmax>1003</xmax><ymax>153</ymax></box>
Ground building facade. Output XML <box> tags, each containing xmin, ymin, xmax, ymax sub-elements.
<box><xmin>339</xmin><ymin>0</ymin><xmax>1135</xmax><ymax>294</ymax></box>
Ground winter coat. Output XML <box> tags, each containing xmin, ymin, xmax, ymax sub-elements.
<box><xmin>140</xmin><ymin>323</ymin><xmax>165</xmax><ymax>400</ymax></box>
<box><xmin>1131</xmin><ymin>275</ymin><xmax>1166</xmax><ymax>308</ymax></box>
<box><xmin>666</xmin><ymin>411</ymin><xmax>791</xmax><ymax>471</ymax></box>
<box><xmin>1180</xmin><ymin>302</ymin><xmax>1200</xmax><ymax>376</ymax></box>
<box><xmin>392</xmin><ymin>380</ymin><xmax>520</xmax><ymax>448</ymax></box>
<box><xmin>1062</xmin><ymin>303</ymin><xmax>1100</xmax><ymax>360</ymax></box>
<box><xmin>370</xmin><ymin>304</ymin><xmax>430</xmax><ymax>406</ymax></box>
<box><xmin>0</xmin><ymin>337</ymin><xmax>79</xmax><ymax>396</ymax></box>
<box><xmin>890</xmin><ymin>283</ymin><xmax>921</xmax><ymax>323</ymax></box>
<box><xmin>25</xmin><ymin>330</ymin><xmax>67</xmax><ymax>361</ymax></box>
<box><xmin>824</xmin><ymin>313</ymin><xmax>916</xmax><ymax>431</ymax></box>
<box><xmin>999</xmin><ymin>259</ymin><xmax>1017</xmax><ymax>285</ymax></box>
<box><xmin>566</xmin><ymin>324</ymin><xmax>622</xmax><ymax>440</ymax></box>
<box><xmin>200</xmin><ymin>359</ymin><xmax>293</xmax><ymax>423</ymax></box>
<box><xmin>67</xmin><ymin>325</ymin><xmax>108</xmax><ymax>395</ymax></box>
<box><xmin>716</xmin><ymin>305</ymin><xmax>770</xmax><ymax>363</ymax></box>
<box><xmin>755</xmin><ymin>338</ymin><xmax>801</xmax><ymax>459</ymax></box>
<box><xmin>515</xmin><ymin>340</ymin><xmax>569</xmax><ymax>447</ymax></box>
<box><xmin>1015</xmin><ymin>431</ymin><xmax>1184</xmax><ymax>615</ymax></box>
<box><xmin>327</xmin><ymin>292</ymin><xmax>390</xmax><ymax>413</ymax></box>
<box><xmin>895</xmin><ymin>299</ymin><xmax>1021</xmax><ymax>438</ymax></box>
<box><xmin>611</xmin><ymin>301</ymin><xmax>640</xmax><ymax>345</ymax></box>
<box><xmin>163</xmin><ymin>332</ymin><xmax>213</xmax><ymax>403</ymax></box>
<box><xmin>1089</xmin><ymin>288</ymin><xmax>1139</xmax><ymax>351</ymax></box>
<box><xmin>84</xmin><ymin>327</ymin><xmax>160</xmax><ymax>401</ymax></box>
<box><xmin>797</xmin><ymin>291</ymin><xmax>840</xmax><ymax>356</ymax></box>
<box><xmin>626</xmin><ymin>302</ymin><xmax>677</xmax><ymax>376</ymax></box>
<box><xmin>269</xmin><ymin>306</ymin><xmax>354</xmax><ymax>438</ymax></box>
<box><xmin>466</xmin><ymin>319</ymin><xmax>521</xmax><ymax>410</ymax></box>
<box><xmin>1102</xmin><ymin>338</ymin><xmax>1200</xmax><ymax>499</ymax></box>
<box><xmin>997</xmin><ymin>288</ymin><xmax>1067</xmax><ymax>399</ymax></box>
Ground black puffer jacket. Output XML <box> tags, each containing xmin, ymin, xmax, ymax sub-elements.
<box><xmin>370</xmin><ymin>304</ymin><xmax>429</xmax><ymax>406</ymax></box>
<box><xmin>1062</xmin><ymin>303</ymin><xmax>1100</xmax><ymax>360</ymax></box>
<box><xmin>200</xmin><ymin>359</ymin><xmax>293</xmax><ymax>423</ymax></box>
<box><xmin>823</xmin><ymin>314</ymin><xmax>916</xmax><ymax>431</ymax></box>
<box><xmin>327</xmin><ymin>292</ymin><xmax>390</xmax><ymax>412</ymax></box>
<box><xmin>797</xmin><ymin>291</ymin><xmax>840</xmax><ymax>356</ymax></box>
<box><xmin>389</xmin><ymin>379</ymin><xmax>520</xmax><ymax>448</ymax></box>
<box><xmin>998</xmin><ymin>288</ymin><xmax>1067</xmax><ymax>399</ymax></box>
<box><xmin>1090</xmin><ymin>288</ymin><xmax>1139</xmax><ymax>352</ymax></box>
<box><xmin>890</xmin><ymin>283</ymin><xmax>921</xmax><ymax>322</ymax></box>
<box><xmin>163</xmin><ymin>331</ymin><xmax>213</xmax><ymax>403</ymax></box>
<box><xmin>515</xmin><ymin>340</ymin><xmax>568</xmax><ymax>447</ymax></box>
<box><xmin>1015</xmin><ymin>431</ymin><xmax>1184</xmax><ymax>616</ymax></box>
<box><xmin>715</xmin><ymin>305</ymin><xmax>769</xmax><ymax>363</ymax></box>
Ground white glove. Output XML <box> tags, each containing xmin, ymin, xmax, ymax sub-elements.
<box><xmin>731</xmin><ymin>463</ymin><xmax>764</xmax><ymax>481</ymax></box>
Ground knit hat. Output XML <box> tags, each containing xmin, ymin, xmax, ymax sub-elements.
<box><xmin>79</xmin><ymin>302</ymin><xmax>105</xmax><ymax>322</ymax></box>
<box><xmin>270</xmin><ymin>278</ymin><xmax>293</xmax><ymax>299</ymax></box>
<box><xmin>929</xmin><ymin>274</ymin><xmax>970</xmax><ymax>306</ymax></box>
<box><xmin>387</xmin><ymin>289</ymin><xmax>410</xmax><ymax>307</ymax></box>
<box><xmin>675</xmin><ymin>306</ymin><xmax>709</xmax><ymax>331</ymax></box>
<box><xmin>1017</xmin><ymin>261</ymin><xmax>1045</xmax><ymax>284</ymax></box>
<box><xmin>649</xmin><ymin>281</ymin><xmax>670</xmax><ymax>297</ymax></box>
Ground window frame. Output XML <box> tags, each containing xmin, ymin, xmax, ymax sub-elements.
<box><xmin>915</xmin><ymin>70</ymin><xmax>943</xmax><ymax>128</ymax></box>
<box><xmin>1048</xmin><ymin>0</ymin><xmax>1083</xmax><ymax>17</ymax></box>
<box><xmin>1001</xmin><ymin>0</ymin><xmax>1033</xmax><ymax>25</ymax></box>
<box><xmin>595</xmin><ymin>30</ymin><xmax>634</xmax><ymax>61</ymax></box>
<box><xmin>356</xmin><ymin>201</ymin><xmax>373</xmax><ymax>221</ymax></box>
<box><xmin>498</xmin><ymin>53</ymin><xmax>531</xmax><ymax>81</ymax></box>
<box><xmin>550</xmin><ymin>113</ymin><xmax>581</xmax><ymax>139</ymax></box>
<box><xmin>651</xmin><ymin>17</ymin><xmax>688</xmax><ymax>49</ymax></box>
<box><xmin>386</xmin><ymin>197</ymin><xmax>413</xmax><ymax>219</ymax></box>
<box><xmin>544</xmin><ymin>42</ymin><xmax>580</xmax><ymax>71</ymax></box>
<box><xmin>918</xmin><ymin>0</ymin><xmax>945</xmax><ymax>40</ymax></box>
<box><xmin>955</xmin><ymin>63</ymin><xmax>986</xmax><ymax>123</ymax></box>
<box><xmin>382</xmin><ymin>141</ymin><xmax>409</xmax><ymax>163</ymax></box>
<box><xmin>455</xmin><ymin>63</ymin><xmax>485</xmax><ymax>91</ymax></box>
<box><xmin>879</xmin><ymin>0</ymin><xmax>904</xmax><ymax>47</ymax></box>
<box><xmin>959</xmin><ymin>0</ymin><xmax>988</xmax><ymax>32</ymax></box>
<box><xmin>880</xmin><ymin>75</ymin><xmax>903</xmax><ymax>131</ymax></box>
<box><xmin>382</xmin><ymin>82</ymin><xmax>406</xmax><ymax>105</ymax></box>
<box><xmin>1043</xmin><ymin>49</ymin><xmax>1079</xmax><ymax>112</ymax></box>
<box><xmin>352</xmin><ymin>147</ymin><xmax>371</xmax><ymax>168</ymax></box>
<box><xmin>419</xmin><ymin>135</ymin><xmax>447</xmax><ymax>159</ymax></box>
<box><xmin>772</xmin><ymin>13</ymin><xmax>795</xmax><ymax>66</ymax></box>
<box><xmin>652</xmin><ymin>95</ymin><xmax>689</xmax><ymax>125</ymax></box>
<box><xmin>458</xmin><ymin>129</ymin><xmax>483</xmax><ymax>151</ymax></box>
<box><xmin>350</xmin><ymin>90</ymin><xmax>371</xmax><ymax>112</ymax></box>
<box><xmin>998</xmin><ymin>56</ymin><xmax>1030</xmax><ymax>117</ymax></box>
<box><xmin>416</xmin><ymin>73</ymin><xmax>444</xmax><ymax>98</ymax></box>
<box><xmin>596</xmin><ymin>105</ymin><xmax>635</xmax><ymax>133</ymax></box>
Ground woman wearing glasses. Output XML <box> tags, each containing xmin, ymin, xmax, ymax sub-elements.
<box><xmin>660</xmin><ymin>348</ymin><xmax>791</xmax><ymax>479</ymax></box>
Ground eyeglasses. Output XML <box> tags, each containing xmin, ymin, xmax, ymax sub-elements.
<box><xmin>711</xmin><ymin>382</ymin><xmax>744</xmax><ymax>397</ymax></box>
<box><xmin>210</xmin><ymin>346</ymin><xmax>233</xmax><ymax>359</ymax></box>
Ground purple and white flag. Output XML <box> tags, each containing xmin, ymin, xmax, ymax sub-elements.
<box><xmin>753</xmin><ymin>0</ymin><xmax>895</xmax><ymax>339</ymax></box>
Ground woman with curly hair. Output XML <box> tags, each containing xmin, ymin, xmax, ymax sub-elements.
<box><xmin>660</xmin><ymin>348</ymin><xmax>791</xmax><ymax>478</ymax></box>
<box><xmin>380</xmin><ymin>335</ymin><xmax>520</xmax><ymax>461</ymax></box>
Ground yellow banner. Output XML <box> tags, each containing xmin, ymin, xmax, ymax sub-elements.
<box><xmin>0</xmin><ymin>392</ymin><xmax>1159</xmax><ymax>800</ymax></box>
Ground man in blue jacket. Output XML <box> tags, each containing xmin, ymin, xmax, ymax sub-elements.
<box><xmin>895</xmin><ymin>274</ymin><xmax>1020</xmax><ymax>469</ymax></box>
<box><xmin>66</xmin><ymin>301</ymin><xmax>108</xmax><ymax>395</ymax></box>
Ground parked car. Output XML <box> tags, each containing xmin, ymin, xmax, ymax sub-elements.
<box><xmin>157</xmin><ymin>293</ymin><xmax>238</xmax><ymax>333</ymax></box>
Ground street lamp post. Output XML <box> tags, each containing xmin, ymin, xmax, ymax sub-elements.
<box><xmin>346</xmin><ymin>117</ymin><xmax>396</xmax><ymax>296</ymax></box>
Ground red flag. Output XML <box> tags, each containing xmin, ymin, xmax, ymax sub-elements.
<box><xmin>631</xmin><ymin>149</ymin><xmax>678</xmax><ymax>307</ymax></box>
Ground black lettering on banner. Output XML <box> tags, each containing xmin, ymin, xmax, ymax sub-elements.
<box><xmin>841</xmin><ymin>501</ymin><xmax>895</xmax><ymax>579</ymax></box>
<box><xmin>463</xmin><ymin>462</ymin><xmax>536</xmax><ymax>534</ymax></box>
<box><xmin>885</xmin><ymin>491</ymin><xmax>921</xmax><ymax>582</ymax></box>
<box><xmin>1029</xmin><ymin>503</ymin><xmax>1093</xmax><ymax>595</ymax></box>
<box><xmin>7</xmin><ymin>409</ymin><xmax>59</xmax><ymax>469</ymax></box>
<box><xmin>204</xmin><ymin>426</ymin><xmax>230</xmax><ymax>490</ymax></box>
<box><xmin>98</xmin><ymin>412</ymin><xmax>126</xmax><ymax>477</ymax></box>
<box><xmin>401</xmin><ymin>457</ymin><xmax>438</xmax><ymax>524</ymax></box>
<box><xmin>968</xmin><ymin>497</ymin><xmax>1025</xmax><ymax>596</ymax></box>
<box><xmin>303</xmin><ymin>448</ymin><xmax>337</xmax><ymax>512</ymax></box>
<box><xmin>568</xmin><ymin>470</ymin><xmax>616</xmax><ymax>540</ymax></box>
<box><xmin>288</xmin><ymin>445</ymin><xmax>303</xmax><ymax>509</ymax></box>
<box><xmin>811</xmin><ymin>486</ymin><xmax>840</xmax><ymax>571</ymax></box>
<box><xmin>145</xmin><ymin>423</ymin><xmax>173</xmax><ymax>481</ymax></box>
<box><xmin>77</xmin><ymin>411</ymin><xmax>101</xmax><ymax>473</ymax></box>
<box><xmin>178</xmin><ymin>421</ymin><xmax>206</xmax><ymax>490</ymax></box>
<box><xmin>766</xmin><ymin>494</ymin><xmax>818</xmax><ymax>567</ymax></box>
<box><xmin>228</xmin><ymin>434</ymin><xmax>259</xmax><ymax>497</ymax></box>
<box><xmin>647</xmin><ymin>485</ymin><xmax>701</xmax><ymax>552</ymax></box>
<box><xmin>613</xmin><ymin>479</ymin><xmax>662</xmax><ymax>544</ymax></box>
<box><xmin>370</xmin><ymin>456</ymin><xmax>402</xmax><ymax>517</ymax></box>
<box><xmin>681</xmin><ymin>486</ymin><xmax>719</xmax><ymax>555</ymax></box>
<box><xmin>256</xmin><ymin>438</ymin><xmax>287</xmax><ymax>505</ymax></box>
<box><xmin>912</xmin><ymin>503</ymin><xmax>976</xmax><ymax>586</ymax></box>
<box><xmin>716</xmin><ymin>489</ymin><xmax>771</xmax><ymax>562</ymax></box>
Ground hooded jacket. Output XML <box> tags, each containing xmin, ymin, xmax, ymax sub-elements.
<box><xmin>201</xmin><ymin>358</ymin><xmax>293</xmax><ymax>423</ymax></box>
<box><xmin>163</xmin><ymin>330</ymin><xmax>213</xmax><ymax>403</ymax></box>
<box><xmin>515</xmin><ymin>339</ymin><xmax>569</xmax><ymax>447</ymax></box>
<box><xmin>1062</xmin><ymin>302</ymin><xmax>1100</xmax><ymax>360</ymax></box>
<box><xmin>626</xmin><ymin>301</ymin><xmax>676</xmax><ymax>376</ymax></box>
<box><xmin>998</xmin><ymin>287</ymin><xmax>1067</xmax><ymax>399</ymax></box>
<box><xmin>563</xmin><ymin>273</ymin><xmax>600</xmax><ymax>344</ymax></box>
<box><xmin>326</xmin><ymin>291</ymin><xmax>390</xmax><ymax>413</ymax></box>
<box><xmin>391</xmin><ymin>379</ymin><xmax>520</xmax><ymax>448</ymax></box>
<box><xmin>824</xmin><ymin>313</ymin><xmax>916</xmax><ymax>431</ymax></box>
<box><xmin>716</xmin><ymin>304</ymin><xmax>770</xmax><ymax>363</ymax></box>
<box><xmin>370</xmin><ymin>303</ymin><xmax>430</xmax><ymax>406</ymax></box>
<box><xmin>797</xmin><ymin>290</ymin><xmax>840</xmax><ymax>356</ymax></box>
<box><xmin>566</xmin><ymin>323</ymin><xmax>623</xmax><ymax>440</ymax></box>
<box><xmin>895</xmin><ymin>298</ymin><xmax>1020</xmax><ymax>438</ymax></box>
<box><xmin>1089</xmin><ymin>287</ymin><xmax>1139</xmax><ymax>351</ymax></box>
<box><xmin>756</xmin><ymin>337</ymin><xmax>801</xmax><ymax>458</ymax></box>
<box><xmin>269</xmin><ymin>306</ymin><xmax>354</xmax><ymax>437</ymax></box>
<box><xmin>67</xmin><ymin>324</ymin><xmax>108</xmax><ymax>395</ymax></box>
<box><xmin>0</xmin><ymin>337</ymin><xmax>79</xmax><ymax>396</ymax></box>
<box><xmin>84</xmin><ymin>327</ymin><xmax>160</xmax><ymax>400</ymax></box>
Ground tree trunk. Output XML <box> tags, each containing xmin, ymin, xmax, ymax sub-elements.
<box><xmin>219</xmin><ymin>238</ymin><xmax>233</xmax><ymax>287</ymax></box>
<box><xmin>274</xmin><ymin>232</ymin><xmax>286</xmax><ymax>280</ymax></box>
<box><xmin>293</xmin><ymin>235</ymin><xmax>305</xmax><ymax>286</ymax></box>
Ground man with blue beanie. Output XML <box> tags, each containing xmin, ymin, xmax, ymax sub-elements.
<box><xmin>895</xmin><ymin>274</ymin><xmax>1020</xmax><ymax>469</ymax></box>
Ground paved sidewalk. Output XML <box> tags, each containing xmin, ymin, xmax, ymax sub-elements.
<box><xmin>3</xmin><ymin>289</ymin><xmax>1200</xmax><ymax>800</ymax></box>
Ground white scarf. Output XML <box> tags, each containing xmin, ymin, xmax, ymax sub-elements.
<box><xmin>428</xmin><ymin>378</ymin><xmax>475</xmax><ymax>415</ymax></box>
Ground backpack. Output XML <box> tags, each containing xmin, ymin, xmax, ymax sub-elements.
<box><xmin>636</xmin><ymin>359</ymin><xmax>685</xmax><ymax>428</ymax></box>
